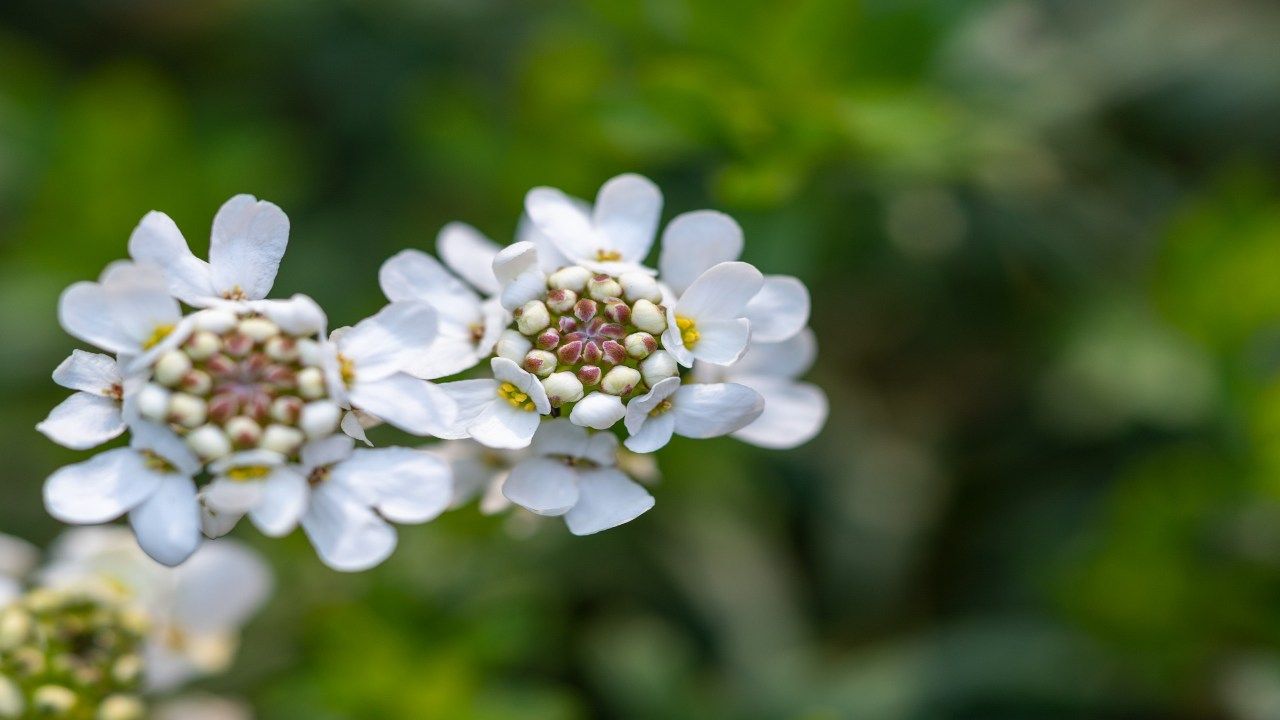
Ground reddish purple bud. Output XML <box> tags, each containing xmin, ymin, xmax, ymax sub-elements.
<box><xmin>224</xmin><ymin>333</ymin><xmax>254</xmax><ymax>357</ymax></box>
<box><xmin>583</xmin><ymin>340</ymin><xmax>603</xmax><ymax>364</ymax></box>
<box><xmin>247</xmin><ymin>393</ymin><xmax>272</xmax><ymax>423</ymax></box>
<box><xmin>536</xmin><ymin>328</ymin><xmax>560</xmax><ymax>350</ymax></box>
<box><xmin>205</xmin><ymin>354</ymin><xmax>236</xmax><ymax>376</ymax></box>
<box><xmin>601</xmin><ymin>340</ymin><xmax>627</xmax><ymax>366</ymax></box>
<box><xmin>208</xmin><ymin>394</ymin><xmax>239</xmax><ymax>424</ymax></box>
<box><xmin>574</xmin><ymin>299</ymin><xmax>598</xmax><ymax>322</ymax></box>
<box><xmin>263</xmin><ymin>365</ymin><xmax>296</xmax><ymax>388</ymax></box>
<box><xmin>599</xmin><ymin>323</ymin><xmax>626</xmax><ymax>339</ymax></box>
<box><xmin>557</xmin><ymin>340</ymin><xmax>583</xmax><ymax>365</ymax></box>
<box><xmin>522</xmin><ymin>355</ymin><xmax>546</xmax><ymax>374</ymax></box>
<box><xmin>604</xmin><ymin>300</ymin><xmax>631</xmax><ymax>325</ymax></box>
<box><xmin>577</xmin><ymin>365</ymin><xmax>602</xmax><ymax>386</ymax></box>
<box><xmin>558</xmin><ymin>316</ymin><xmax>579</xmax><ymax>334</ymax></box>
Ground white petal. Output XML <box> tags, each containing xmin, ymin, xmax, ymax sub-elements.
<box><xmin>170</xmin><ymin>540</ymin><xmax>272</xmax><ymax>632</ymax></box>
<box><xmin>348</xmin><ymin>373</ymin><xmax>457</xmax><ymax>437</ymax></box>
<box><xmin>564</xmin><ymin>468</ymin><xmax>654</xmax><ymax>535</ymax></box>
<box><xmin>623</xmin><ymin>377</ymin><xmax>681</xmax><ymax>434</ymax></box>
<box><xmin>405</xmin><ymin>318</ymin><xmax>484</xmax><ymax>380</ymax></box>
<box><xmin>745</xmin><ymin>275</ymin><xmax>810</xmax><ymax>343</ymax></box>
<box><xmin>329</xmin><ymin>448</ymin><xmax>452</xmax><ymax>524</ymax></box>
<box><xmin>623</xmin><ymin>411</ymin><xmax>676</xmax><ymax>453</ymax></box>
<box><xmin>439</xmin><ymin>222</ymin><xmax>502</xmax><ymax>294</ymax></box>
<box><xmin>379</xmin><ymin>249</ymin><xmax>482</xmax><ymax>321</ymax></box>
<box><xmin>208</xmin><ymin>194</ymin><xmax>289</xmax><ymax>301</ymax></box>
<box><xmin>674</xmin><ymin>261</ymin><xmax>764</xmax><ymax>321</ymax></box>
<box><xmin>468</xmin><ymin>401</ymin><xmax>541</xmax><ymax>449</ymax></box>
<box><xmin>672</xmin><ymin>383</ymin><xmax>765</xmax><ymax>439</ymax></box>
<box><xmin>302</xmin><ymin>483</ymin><xmax>396</xmax><ymax>572</ymax></box>
<box><xmin>492</xmin><ymin>241</ymin><xmax>540</xmax><ymax>285</ymax></box>
<box><xmin>340</xmin><ymin>302</ymin><xmax>439</xmax><ymax>382</ymax></box>
<box><xmin>251</xmin><ymin>294</ymin><xmax>328</xmax><ymax>336</ymax></box>
<box><xmin>731</xmin><ymin>378</ymin><xmax>827</xmax><ymax>449</ymax></box>
<box><xmin>37</xmin><ymin>392</ymin><xmax>125</xmax><ymax>450</ymax></box>
<box><xmin>44</xmin><ymin>448</ymin><xmax>160</xmax><ymax>524</ymax></box>
<box><xmin>200</xmin><ymin>503</ymin><xmax>243</xmax><ymax>539</ymax></box>
<box><xmin>248</xmin><ymin>467</ymin><xmax>308</xmax><ymax>537</ymax></box>
<box><xmin>501</xmin><ymin>270</ymin><xmax>550</xmax><ymax>313</ymax></box>
<box><xmin>730</xmin><ymin>328</ymin><xmax>817</xmax><ymax>379</ymax></box>
<box><xmin>128</xmin><ymin>475</ymin><xmax>201</xmax><ymax>567</ymax></box>
<box><xmin>592</xmin><ymin>173</ymin><xmax>662</xmax><ymax>262</ymax></box>
<box><xmin>569</xmin><ymin>392</ymin><xmax>626</xmax><ymax>430</ymax></box>
<box><xmin>58</xmin><ymin>282</ymin><xmax>134</xmax><ymax>354</ymax></box>
<box><xmin>525</xmin><ymin>188</ymin><xmax>596</xmax><ymax>261</ymax></box>
<box><xmin>434</xmin><ymin>379</ymin><xmax>499</xmax><ymax>440</ymax></box>
<box><xmin>491</xmin><ymin>357</ymin><xmax>551</xmax><ymax>413</ymax></box>
<box><xmin>102</xmin><ymin>262</ymin><xmax>183</xmax><ymax>347</ymax></box>
<box><xmin>502</xmin><ymin>458</ymin><xmax>579</xmax><ymax>516</ymax></box>
<box><xmin>300</xmin><ymin>434</ymin><xmax>356</xmax><ymax>469</ymax></box>
<box><xmin>516</xmin><ymin>213</ymin><xmax>573</xmax><ymax>273</ymax></box>
<box><xmin>341</xmin><ymin>410</ymin><xmax>371</xmax><ymax>445</ymax></box>
<box><xmin>52</xmin><ymin>350</ymin><xmax>120</xmax><ymax>394</ymax></box>
<box><xmin>201</xmin><ymin>478</ymin><xmax>266</xmax><ymax>515</ymax></box>
<box><xmin>532</xmin><ymin>417</ymin><xmax>618</xmax><ymax>466</ymax></box>
<box><xmin>658</xmin><ymin>210</ymin><xmax>744</xmax><ymax>296</ymax></box>
<box><xmin>128</xmin><ymin>210</ymin><xmax>215</xmax><ymax>305</ymax></box>
<box><xmin>688</xmin><ymin>317</ymin><xmax>751</xmax><ymax>365</ymax></box>
<box><xmin>130</xmin><ymin>420</ymin><xmax>202</xmax><ymax>476</ymax></box>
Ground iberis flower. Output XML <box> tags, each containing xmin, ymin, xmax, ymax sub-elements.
<box><xmin>41</xmin><ymin>196</ymin><xmax>457</xmax><ymax>570</ymax></box>
<box><xmin>382</xmin><ymin>173</ymin><xmax>825</xmax><ymax>533</ymax></box>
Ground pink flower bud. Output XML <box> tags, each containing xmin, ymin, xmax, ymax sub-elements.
<box><xmin>557</xmin><ymin>340</ymin><xmax>584</xmax><ymax>365</ymax></box>
<box><xmin>546</xmin><ymin>288</ymin><xmax>578</xmax><ymax>314</ymax></box>
<box><xmin>604</xmin><ymin>300</ymin><xmax>631</xmax><ymax>325</ymax></box>
<box><xmin>582</xmin><ymin>340</ymin><xmax>603</xmax><ymax>364</ymax></box>
<box><xmin>601</xmin><ymin>340</ymin><xmax>627</xmax><ymax>366</ymax></box>
<box><xmin>523</xmin><ymin>350</ymin><xmax>557</xmax><ymax>378</ymax></box>
<box><xmin>536</xmin><ymin>328</ymin><xmax>560</xmax><ymax>350</ymax></box>
<box><xmin>588</xmin><ymin>274</ymin><xmax>623</xmax><ymax>301</ymax></box>
<box><xmin>574</xmin><ymin>298</ymin><xmax>598</xmax><ymax>322</ymax></box>
<box><xmin>577</xmin><ymin>365</ymin><xmax>602</xmax><ymax>386</ymax></box>
<box><xmin>223</xmin><ymin>332</ymin><xmax>254</xmax><ymax>358</ymax></box>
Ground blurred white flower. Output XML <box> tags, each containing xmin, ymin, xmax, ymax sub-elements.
<box><xmin>0</xmin><ymin>533</ymin><xmax>37</xmax><ymax>606</ymax></box>
<box><xmin>154</xmin><ymin>695</ymin><xmax>253</xmax><ymax>720</ymax></box>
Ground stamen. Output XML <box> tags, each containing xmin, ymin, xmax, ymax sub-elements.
<box><xmin>142</xmin><ymin>324</ymin><xmax>175</xmax><ymax>350</ymax></box>
<box><xmin>338</xmin><ymin>354</ymin><xmax>357</xmax><ymax>386</ymax></box>
<box><xmin>225</xmin><ymin>465</ymin><xmax>272</xmax><ymax>481</ymax></box>
<box><xmin>594</xmin><ymin>249</ymin><xmax>622</xmax><ymax>262</ymax></box>
<box><xmin>649</xmin><ymin>399</ymin><xmax>674</xmax><ymax>417</ymax></box>
<box><xmin>497</xmin><ymin>382</ymin><xmax>536</xmax><ymax>411</ymax></box>
<box><xmin>140</xmin><ymin>450</ymin><xmax>177</xmax><ymax>473</ymax></box>
<box><xmin>675</xmin><ymin>316</ymin><xmax>699</xmax><ymax>348</ymax></box>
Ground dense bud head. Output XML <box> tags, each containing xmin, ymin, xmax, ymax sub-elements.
<box><xmin>603</xmin><ymin>299</ymin><xmax>631</xmax><ymax>325</ymax></box>
<box><xmin>535</xmin><ymin>328</ymin><xmax>560</xmax><ymax>350</ymax></box>
<box><xmin>542</xmin><ymin>372</ymin><xmax>585</xmax><ymax>407</ymax></box>
<box><xmin>495</xmin><ymin>330</ymin><xmax>532</xmax><ymax>362</ymax></box>
<box><xmin>587</xmin><ymin>274</ymin><xmax>623</xmax><ymax>302</ymax></box>
<box><xmin>545</xmin><ymin>289</ymin><xmax>577</xmax><ymax>314</ymax></box>
<box><xmin>549</xmin><ymin>266</ymin><xmax>592</xmax><ymax>292</ymax></box>
<box><xmin>573</xmin><ymin>299</ymin><xmax>598</xmax><ymax>323</ymax></box>
<box><xmin>619</xmin><ymin>272</ymin><xmax>662</xmax><ymax>303</ymax></box>
<box><xmin>641</xmin><ymin>350</ymin><xmax>678</xmax><ymax>387</ymax></box>
<box><xmin>153</xmin><ymin>351</ymin><xmax>193</xmax><ymax>387</ymax></box>
<box><xmin>577</xmin><ymin>365</ymin><xmax>602</xmax><ymax>386</ymax></box>
<box><xmin>515</xmin><ymin>300</ymin><xmax>551</xmax><ymax>335</ymax></box>
<box><xmin>522</xmin><ymin>350</ymin><xmax>557</xmax><ymax>378</ymax></box>
<box><xmin>631</xmin><ymin>299</ymin><xmax>667</xmax><ymax>334</ymax></box>
<box><xmin>624</xmin><ymin>332</ymin><xmax>657</xmax><ymax>359</ymax></box>
<box><xmin>601</xmin><ymin>366</ymin><xmax>642</xmax><ymax>396</ymax></box>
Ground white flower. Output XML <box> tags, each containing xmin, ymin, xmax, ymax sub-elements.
<box><xmin>326</xmin><ymin>301</ymin><xmax>459</xmax><ymax>438</ymax></box>
<box><xmin>524</xmin><ymin>173</ymin><xmax>662</xmax><ymax>275</ymax></box>
<box><xmin>58</xmin><ymin>261</ymin><xmax>194</xmax><ymax>372</ymax></box>
<box><xmin>661</xmin><ymin>261</ymin><xmax>764</xmax><ymax>367</ymax></box>
<box><xmin>38</xmin><ymin>527</ymin><xmax>272</xmax><ymax>692</ymax></box>
<box><xmin>379</xmin><ymin>249</ymin><xmax>506</xmax><ymax>379</ymax></box>
<box><xmin>622</xmin><ymin>377</ymin><xmax>765</xmax><ymax>452</ymax></box>
<box><xmin>437</xmin><ymin>440</ymin><xmax>529</xmax><ymax>515</ymax></box>
<box><xmin>437</xmin><ymin>218</ymin><xmax>568</xmax><ymax>296</ymax></box>
<box><xmin>43</xmin><ymin>422</ymin><xmax>203</xmax><ymax>567</ymax></box>
<box><xmin>127</xmin><ymin>194</ymin><xmax>289</xmax><ymax>307</ymax></box>
<box><xmin>437</xmin><ymin>358</ymin><xmax>551</xmax><ymax>449</ymax></box>
<box><xmin>37</xmin><ymin>351</ymin><xmax>128</xmax><ymax>450</ymax></box>
<box><xmin>502</xmin><ymin>419</ymin><xmax>654</xmax><ymax>535</ymax></box>
<box><xmin>154</xmin><ymin>695</ymin><xmax>252</xmax><ymax>720</ymax></box>
<box><xmin>694</xmin><ymin>329</ymin><xmax>827</xmax><ymax>449</ymax></box>
<box><xmin>0</xmin><ymin>534</ymin><xmax>37</xmax><ymax>606</ymax></box>
<box><xmin>201</xmin><ymin>450</ymin><xmax>307</xmax><ymax>538</ymax></box>
<box><xmin>658</xmin><ymin>210</ymin><xmax>811</xmax><ymax>344</ymax></box>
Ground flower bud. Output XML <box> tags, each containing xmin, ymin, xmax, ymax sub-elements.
<box><xmin>269</xmin><ymin>396</ymin><xmax>304</xmax><ymax>424</ymax></box>
<box><xmin>601</xmin><ymin>366</ymin><xmax>642</xmax><ymax>396</ymax></box>
<box><xmin>0</xmin><ymin>608</ymin><xmax>30</xmax><ymax>650</ymax></box>
<box><xmin>522</xmin><ymin>350</ymin><xmax>557</xmax><ymax>378</ymax></box>
<box><xmin>557</xmin><ymin>340</ymin><xmax>583</xmax><ymax>365</ymax></box>
<box><xmin>261</xmin><ymin>424</ymin><xmax>304</xmax><ymax>455</ymax></box>
<box><xmin>495</xmin><ymin>330</ymin><xmax>532</xmax><ymax>362</ymax></box>
<box><xmin>265</xmin><ymin>335</ymin><xmax>299</xmax><ymax>362</ymax></box>
<box><xmin>100</xmin><ymin>694</ymin><xmax>146</xmax><ymax>720</ymax></box>
<box><xmin>641</xmin><ymin>350</ymin><xmax>678</xmax><ymax>387</ymax></box>
<box><xmin>577</xmin><ymin>365</ymin><xmax>602</xmax><ymax>386</ymax></box>
<box><xmin>296</xmin><ymin>338</ymin><xmax>324</xmax><ymax>366</ymax></box>
<box><xmin>603</xmin><ymin>299</ymin><xmax>631</xmax><ymax>325</ymax></box>
<box><xmin>225</xmin><ymin>416</ymin><xmax>263</xmax><ymax>447</ymax></box>
<box><xmin>631</xmin><ymin>299</ymin><xmax>667</xmax><ymax>334</ymax></box>
<box><xmin>542</xmin><ymin>372</ymin><xmax>585</xmax><ymax>407</ymax></box>
<box><xmin>238</xmin><ymin>317</ymin><xmax>279</xmax><ymax>343</ymax></box>
<box><xmin>153</xmin><ymin>350</ymin><xmax>193</xmax><ymax>386</ymax></box>
<box><xmin>300</xmin><ymin>401</ymin><xmax>341</xmax><ymax>439</ymax></box>
<box><xmin>601</xmin><ymin>340</ymin><xmax>627</xmax><ymax>365</ymax></box>
<box><xmin>574</xmin><ymin>298</ymin><xmax>598</xmax><ymax>322</ymax></box>
<box><xmin>167</xmin><ymin>393</ymin><xmax>207</xmax><ymax>428</ymax></box>
<box><xmin>582</xmin><ymin>341</ymin><xmax>603</xmax><ymax>364</ymax></box>
<box><xmin>624</xmin><ymin>332</ymin><xmax>657</xmax><ymax>359</ymax></box>
<box><xmin>620</xmin><ymin>272</ymin><xmax>662</xmax><ymax>303</ymax></box>
<box><xmin>549</xmin><ymin>266</ymin><xmax>592</xmax><ymax>292</ymax></box>
<box><xmin>546</xmin><ymin>288</ymin><xmax>577</xmax><ymax>314</ymax></box>
<box><xmin>112</xmin><ymin>655</ymin><xmax>143</xmax><ymax>684</ymax></box>
<box><xmin>32</xmin><ymin>686</ymin><xmax>76</xmax><ymax>715</ymax></box>
<box><xmin>297</xmin><ymin>367</ymin><xmax>327</xmax><ymax>399</ymax></box>
<box><xmin>186</xmin><ymin>425</ymin><xmax>231</xmax><ymax>460</ymax></box>
<box><xmin>137</xmin><ymin>383</ymin><xmax>171</xmax><ymax>422</ymax></box>
<box><xmin>223</xmin><ymin>332</ymin><xmax>254</xmax><ymax>357</ymax></box>
<box><xmin>535</xmin><ymin>328</ymin><xmax>560</xmax><ymax>350</ymax></box>
<box><xmin>180</xmin><ymin>370</ymin><xmax>212</xmax><ymax>396</ymax></box>
<box><xmin>195</xmin><ymin>308</ymin><xmax>238</xmax><ymax>333</ymax></box>
<box><xmin>184</xmin><ymin>330</ymin><xmax>221</xmax><ymax>360</ymax></box>
<box><xmin>515</xmin><ymin>300</ymin><xmax>551</xmax><ymax>335</ymax></box>
<box><xmin>587</xmin><ymin>274</ymin><xmax>623</xmax><ymax>301</ymax></box>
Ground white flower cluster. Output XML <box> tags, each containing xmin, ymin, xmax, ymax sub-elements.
<box><xmin>0</xmin><ymin>528</ymin><xmax>270</xmax><ymax>719</ymax></box>
<box><xmin>39</xmin><ymin>175</ymin><xmax>827</xmax><ymax>566</ymax></box>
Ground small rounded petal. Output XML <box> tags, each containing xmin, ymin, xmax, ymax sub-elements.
<box><xmin>52</xmin><ymin>350</ymin><xmax>119</xmax><ymax>394</ymax></box>
<box><xmin>658</xmin><ymin>210</ymin><xmax>744</xmax><ymax>296</ymax></box>
<box><xmin>502</xmin><ymin>458</ymin><xmax>579</xmax><ymax>516</ymax></box>
<box><xmin>542</xmin><ymin>372</ymin><xmax>585</xmax><ymax>406</ymax></box>
<box><xmin>745</xmin><ymin>275</ymin><xmax>811</xmax><ymax>343</ymax></box>
<box><xmin>348</xmin><ymin>373</ymin><xmax>458</xmax><ymax>437</ymax></box>
<box><xmin>248</xmin><ymin>468</ymin><xmax>308</xmax><ymax>537</ymax></box>
<box><xmin>587</xmin><ymin>274</ymin><xmax>622</xmax><ymax>301</ymax></box>
<box><xmin>564</xmin><ymin>468</ymin><xmax>655</xmax><ymax>535</ymax></box>
<box><xmin>495</xmin><ymin>330</ymin><xmax>533</xmax><ymax>362</ymax></box>
<box><xmin>549</xmin><ymin>266</ymin><xmax>592</xmax><ymax>292</ymax></box>
<box><xmin>329</xmin><ymin>447</ymin><xmax>453</xmax><ymax>524</ymax></box>
<box><xmin>300</xmin><ymin>401</ymin><xmax>341</xmax><ymax>439</ymax></box>
<box><xmin>731</xmin><ymin>378</ymin><xmax>827</xmax><ymax>449</ymax></box>
<box><xmin>515</xmin><ymin>300</ymin><xmax>551</xmax><ymax>335</ymax></box>
<box><xmin>128</xmin><ymin>475</ymin><xmax>201</xmax><ymax>567</ymax></box>
<box><xmin>154</xmin><ymin>351</ymin><xmax>193</xmax><ymax>387</ymax></box>
<box><xmin>624</xmin><ymin>332</ymin><xmax>656</xmax><ymax>359</ymax></box>
<box><xmin>640</xmin><ymin>350</ymin><xmax>678</xmax><ymax>387</ymax></box>
<box><xmin>302</xmin><ymin>482</ymin><xmax>396</xmax><ymax>572</ymax></box>
<box><xmin>631</xmin><ymin>299</ymin><xmax>667</xmax><ymax>334</ymax></box>
<box><xmin>209</xmin><ymin>194</ymin><xmax>289</xmax><ymax>302</ymax></box>
<box><xmin>37</xmin><ymin>393</ymin><xmax>125</xmax><ymax>450</ymax></box>
<box><xmin>673</xmin><ymin>261</ymin><xmax>764</xmax><ymax>321</ymax></box>
<box><xmin>260</xmin><ymin>424</ymin><xmax>304</xmax><ymax>455</ymax></box>
<box><xmin>522</xmin><ymin>350</ymin><xmax>557</xmax><ymax>378</ymax></box>
<box><xmin>186</xmin><ymin>425</ymin><xmax>232</xmax><ymax>460</ymax></box>
<box><xmin>620</xmin><ymin>272</ymin><xmax>662</xmax><ymax>303</ymax></box>
<box><xmin>438</xmin><ymin>221</ymin><xmax>502</xmax><ymax>295</ymax></box>
<box><xmin>338</xmin><ymin>302</ymin><xmax>439</xmax><ymax>382</ymax></box>
<box><xmin>672</xmin><ymin>383</ymin><xmax>765</xmax><ymax>439</ymax></box>
<box><xmin>601</xmin><ymin>366</ymin><xmax>641</xmax><ymax>396</ymax></box>
<box><xmin>45</xmin><ymin>448</ymin><xmax>160</xmax><ymax>524</ymax></box>
<box><xmin>180</xmin><ymin>370</ymin><xmax>212</xmax><ymax>395</ymax></box>
<box><xmin>127</xmin><ymin>209</ymin><xmax>215</xmax><ymax>306</ymax></box>
<box><xmin>569</xmin><ymin>392</ymin><xmax>627</xmax><ymax>430</ymax></box>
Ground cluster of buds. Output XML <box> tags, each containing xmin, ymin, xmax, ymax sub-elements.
<box><xmin>502</xmin><ymin>266</ymin><xmax>680</xmax><ymax>409</ymax></box>
<box><xmin>0</xmin><ymin>588</ymin><xmax>147</xmax><ymax>720</ymax></box>
<box><xmin>135</xmin><ymin>309</ymin><xmax>340</xmax><ymax>462</ymax></box>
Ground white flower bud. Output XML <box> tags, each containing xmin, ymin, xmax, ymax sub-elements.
<box><xmin>541</xmin><ymin>372</ymin><xmax>584</xmax><ymax>406</ymax></box>
<box><xmin>545</xmin><ymin>288</ymin><xmax>578</xmax><ymax>314</ymax></box>
<box><xmin>261</xmin><ymin>424</ymin><xmax>304</xmax><ymax>455</ymax></box>
<box><xmin>167</xmin><ymin>393</ymin><xmax>207</xmax><ymax>428</ymax></box>
<box><xmin>238</xmin><ymin>317</ymin><xmax>279</xmax><ymax>343</ymax></box>
<box><xmin>601</xmin><ymin>366</ymin><xmax>642</xmax><ymax>396</ymax></box>
<box><xmin>32</xmin><ymin>686</ymin><xmax>76</xmax><ymax>714</ymax></box>
<box><xmin>587</xmin><ymin>274</ymin><xmax>623</xmax><ymax>301</ymax></box>
<box><xmin>224</xmin><ymin>416</ymin><xmax>263</xmax><ymax>446</ymax></box>
<box><xmin>112</xmin><ymin>655</ymin><xmax>143</xmax><ymax>684</ymax></box>
<box><xmin>523</xmin><ymin>350</ymin><xmax>557</xmax><ymax>378</ymax></box>
<box><xmin>269</xmin><ymin>396</ymin><xmax>304</xmax><ymax>424</ymax></box>
<box><xmin>631</xmin><ymin>299</ymin><xmax>667</xmax><ymax>334</ymax></box>
<box><xmin>549</xmin><ymin>265</ymin><xmax>592</xmax><ymax>292</ymax></box>
<box><xmin>641</xmin><ymin>350</ymin><xmax>678</xmax><ymax>387</ymax></box>
<box><xmin>495</xmin><ymin>330</ymin><xmax>532</xmax><ymax>362</ymax></box>
<box><xmin>184</xmin><ymin>331</ymin><xmax>221</xmax><ymax>360</ymax></box>
<box><xmin>265</xmin><ymin>335</ymin><xmax>299</xmax><ymax>361</ymax></box>
<box><xmin>0</xmin><ymin>608</ymin><xmax>30</xmax><ymax>650</ymax></box>
<box><xmin>186</xmin><ymin>425</ymin><xmax>232</xmax><ymax>460</ymax></box>
<box><xmin>0</xmin><ymin>674</ymin><xmax>21</xmax><ymax>717</ymax></box>
<box><xmin>620</xmin><ymin>272</ymin><xmax>662</xmax><ymax>303</ymax></box>
<box><xmin>624</xmin><ymin>332</ymin><xmax>657</xmax><ymax>359</ymax></box>
<box><xmin>153</xmin><ymin>350</ymin><xmax>192</xmax><ymax>387</ymax></box>
<box><xmin>136</xmin><ymin>384</ymin><xmax>171</xmax><ymax>422</ymax></box>
<box><xmin>296</xmin><ymin>339</ymin><xmax>324</xmax><ymax>366</ymax></box>
<box><xmin>195</xmin><ymin>308</ymin><xmax>238</xmax><ymax>333</ymax></box>
<box><xmin>516</xmin><ymin>300</ymin><xmax>551</xmax><ymax>335</ymax></box>
<box><xmin>300</xmin><ymin>401</ymin><xmax>341</xmax><ymax>439</ymax></box>
<box><xmin>180</xmin><ymin>369</ymin><xmax>212</xmax><ymax>396</ymax></box>
<box><xmin>297</xmin><ymin>367</ymin><xmax>327</xmax><ymax>399</ymax></box>
<box><xmin>99</xmin><ymin>694</ymin><xmax>146</xmax><ymax>720</ymax></box>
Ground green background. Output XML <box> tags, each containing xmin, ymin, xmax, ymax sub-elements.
<box><xmin>3</xmin><ymin>0</ymin><xmax>1280</xmax><ymax>717</ymax></box>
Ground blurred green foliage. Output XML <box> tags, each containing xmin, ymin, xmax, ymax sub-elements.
<box><xmin>2</xmin><ymin>0</ymin><xmax>1280</xmax><ymax>717</ymax></box>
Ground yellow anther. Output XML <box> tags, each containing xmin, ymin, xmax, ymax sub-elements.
<box><xmin>142</xmin><ymin>324</ymin><xmax>175</xmax><ymax>350</ymax></box>
<box><xmin>595</xmin><ymin>249</ymin><xmax>622</xmax><ymax>262</ymax></box>
<box><xmin>338</xmin><ymin>354</ymin><xmax>357</xmax><ymax>386</ymax></box>
<box><xmin>675</xmin><ymin>317</ymin><xmax>694</xmax><ymax>331</ymax></box>
<box><xmin>524</xmin><ymin>401</ymin><xmax>536</xmax><ymax>411</ymax></box>
<box><xmin>512</xmin><ymin>392</ymin><xmax>528</xmax><ymax>403</ymax></box>
<box><xmin>140</xmin><ymin>451</ymin><xmax>176</xmax><ymax>473</ymax></box>
<box><xmin>226</xmin><ymin>466</ymin><xmax>272</xmax><ymax>481</ymax></box>
<box><xmin>500</xmin><ymin>382</ymin><xmax>517</xmax><ymax>393</ymax></box>
<box><xmin>649</xmin><ymin>399</ymin><xmax>674</xmax><ymax>417</ymax></box>
<box><xmin>681</xmin><ymin>329</ymin><xmax>700</xmax><ymax>346</ymax></box>
<box><xmin>675</xmin><ymin>316</ymin><xmax>700</xmax><ymax>347</ymax></box>
<box><xmin>497</xmin><ymin>382</ymin><xmax>536</xmax><ymax>411</ymax></box>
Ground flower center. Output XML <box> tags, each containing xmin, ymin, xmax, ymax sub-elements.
<box><xmin>498</xmin><ymin>382</ymin><xmax>536</xmax><ymax>411</ymax></box>
<box><xmin>308</xmin><ymin>466</ymin><xmax>331</xmax><ymax>486</ymax></box>
<box><xmin>675</xmin><ymin>316</ymin><xmax>699</xmax><ymax>348</ymax></box>
<box><xmin>142</xmin><ymin>324</ymin><xmax>175</xmax><ymax>350</ymax></box>
<box><xmin>650</xmin><ymin>399</ymin><xmax>674</xmax><ymax>417</ymax></box>
<box><xmin>595</xmin><ymin>249</ymin><xmax>622</xmax><ymax>262</ymax></box>
<box><xmin>338</xmin><ymin>354</ymin><xmax>357</xmax><ymax>386</ymax></box>
<box><xmin>141</xmin><ymin>450</ymin><xmax>177</xmax><ymax>473</ymax></box>
<box><xmin>225</xmin><ymin>465</ymin><xmax>272</xmax><ymax>482</ymax></box>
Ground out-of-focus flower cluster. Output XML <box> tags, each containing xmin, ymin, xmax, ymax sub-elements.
<box><xmin>0</xmin><ymin>528</ymin><xmax>269</xmax><ymax>719</ymax></box>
